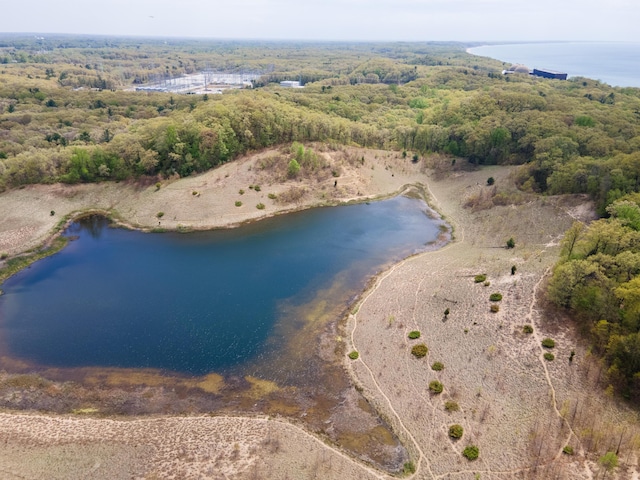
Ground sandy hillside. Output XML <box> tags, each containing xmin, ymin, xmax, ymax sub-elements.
<box><xmin>0</xmin><ymin>147</ymin><xmax>639</xmax><ymax>479</ymax></box>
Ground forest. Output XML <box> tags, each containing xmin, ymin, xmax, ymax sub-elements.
<box><xmin>1</xmin><ymin>34</ymin><xmax>640</xmax><ymax>400</ymax></box>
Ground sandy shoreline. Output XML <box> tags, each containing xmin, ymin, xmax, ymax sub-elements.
<box><xmin>1</xmin><ymin>147</ymin><xmax>639</xmax><ymax>479</ymax></box>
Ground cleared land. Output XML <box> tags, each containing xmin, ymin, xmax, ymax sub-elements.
<box><xmin>0</xmin><ymin>147</ymin><xmax>639</xmax><ymax>479</ymax></box>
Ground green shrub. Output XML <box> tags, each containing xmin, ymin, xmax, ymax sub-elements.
<box><xmin>403</xmin><ymin>462</ymin><xmax>416</xmax><ymax>474</ymax></box>
<box><xmin>489</xmin><ymin>293</ymin><xmax>502</xmax><ymax>301</ymax></box>
<box><xmin>431</xmin><ymin>361</ymin><xmax>444</xmax><ymax>371</ymax></box>
<box><xmin>506</xmin><ymin>237</ymin><xmax>515</xmax><ymax>249</ymax></box>
<box><xmin>463</xmin><ymin>445</ymin><xmax>479</xmax><ymax>460</ymax></box>
<box><xmin>268</xmin><ymin>193</ymin><xmax>277</xmax><ymax>200</ymax></box>
<box><xmin>444</xmin><ymin>401</ymin><xmax>459</xmax><ymax>412</ymax></box>
<box><xmin>155</xmin><ymin>182</ymin><xmax>161</xmax><ymax>191</ymax></box>
<box><xmin>235</xmin><ymin>201</ymin><xmax>242</xmax><ymax>207</ymax></box>
<box><xmin>348</xmin><ymin>351</ymin><xmax>359</xmax><ymax>360</ymax></box>
<box><xmin>444</xmin><ymin>308</ymin><xmax>450</xmax><ymax>316</ymax></box>
<box><xmin>474</xmin><ymin>274</ymin><xmax>487</xmax><ymax>283</ymax></box>
<box><xmin>544</xmin><ymin>352</ymin><xmax>555</xmax><ymax>361</ymax></box>
<box><xmin>256</xmin><ymin>203</ymin><xmax>265</xmax><ymax>210</ymax></box>
<box><xmin>411</xmin><ymin>344</ymin><xmax>428</xmax><ymax>358</ymax></box>
<box><xmin>429</xmin><ymin>380</ymin><xmax>443</xmax><ymax>394</ymax></box>
<box><xmin>563</xmin><ymin>445</ymin><xmax>574</xmax><ymax>455</ymax></box>
<box><xmin>523</xmin><ymin>324</ymin><xmax>534</xmax><ymax>334</ymax></box>
<box><xmin>449</xmin><ymin>424</ymin><xmax>464</xmax><ymax>439</ymax></box>
<box><xmin>487</xmin><ymin>177</ymin><xmax>495</xmax><ymax>186</ymax></box>
<box><xmin>490</xmin><ymin>304</ymin><xmax>500</xmax><ymax>313</ymax></box>
<box><xmin>192</xmin><ymin>191</ymin><xmax>198</xmax><ymax>196</ymax></box>
<box><xmin>239</xmin><ymin>189</ymin><xmax>245</xmax><ymax>195</ymax></box>
<box><xmin>541</xmin><ymin>338</ymin><xmax>555</xmax><ymax>348</ymax></box>
<box><xmin>408</xmin><ymin>330</ymin><xmax>421</xmax><ymax>339</ymax></box>
<box><xmin>254</xmin><ymin>185</ymin><xmax>261</xmax><ymax>192</ymax></box>
<box><xmin>156</xmin><ymin>212</ymin><xmax>164</xmax><ymax>218</ymax></box>
<box><xmin>50</xmin><ymin>210</ymin><xmax>55</xmax><ymax>216</ymax></box>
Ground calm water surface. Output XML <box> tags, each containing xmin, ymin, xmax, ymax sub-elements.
<box><xmin>0</xmin><ymin>196</ymin><xmax>445</xmax><ymax>377</ymax></box>
<box><xmin>468</xmin><ymin>42</ymin><xmax>640</xmax><ymax>88</ymax></box>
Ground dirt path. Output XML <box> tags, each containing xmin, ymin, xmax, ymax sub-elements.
<box><xmin>1</xmin><ymin>152</ymin><xmax>639</xmax><ymax>479</ymax></box>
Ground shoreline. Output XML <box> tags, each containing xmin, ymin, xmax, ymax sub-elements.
<box><xmin>2</xmin><ymin>149</ymin><xmax>640</xmax><ymax>479</ymax></box>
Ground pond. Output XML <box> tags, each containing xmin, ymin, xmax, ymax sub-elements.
<box><xmin>0</xmin><ymin>194</ymin><xmax>447</xmax><ymax>380</ymax></box>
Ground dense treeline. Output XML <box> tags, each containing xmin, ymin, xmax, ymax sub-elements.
<box><xmin>0</xmin><ymin>36</ymin><xmax>639</xmax><ymax>215</ymax></box>
<box><xmin>549</xmin><ymin>195</ymin><xmax>640</xmax><ymax>400</ymax></box>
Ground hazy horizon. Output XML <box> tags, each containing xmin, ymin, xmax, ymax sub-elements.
<box><xmin>3</xmin><ymin>0</ymin><xmax>639</xmax><ymax>43</ymax></box>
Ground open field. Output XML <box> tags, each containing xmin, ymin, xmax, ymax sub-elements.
<box><xmin>0</xmin><ymin>147</ymin><xmax>639</xmax><ymax>479</ymax></box>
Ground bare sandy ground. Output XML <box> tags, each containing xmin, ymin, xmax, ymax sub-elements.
<box><xmin>1</xmin><ymin>147</ymin><xmax>639</xmax><ymax>479</ymax></box>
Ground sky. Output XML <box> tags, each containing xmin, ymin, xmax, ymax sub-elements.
<box><xmin>3</xmin><ymin>0</ymin><xmax>640</xmax><ymax>42</ymax></box>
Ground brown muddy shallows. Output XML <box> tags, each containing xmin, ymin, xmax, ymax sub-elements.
<box><xmin>0</xmin><ymin>267</ymin><xmax>410</xmax><ymax>473</ymax></box>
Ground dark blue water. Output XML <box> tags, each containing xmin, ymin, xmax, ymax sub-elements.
<box><xmin>468</xmin><ymin>42</ymin><xmax>640</xmax><ymax>88</ymax></box>
<box><xmin>0</xmin><ymin>196</ymin><xmax>445</xmax><ymax>376</ymax></box>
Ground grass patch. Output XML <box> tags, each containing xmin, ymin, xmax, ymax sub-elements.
<box><xmin>541</xmin><ymin>338</ymin><xmax>555</xmax><ymax>348</ymax></box>
<box><xmin>348</xmin><ymin>351</ymin><xmax>359</xmax><ymax>360</ymax></box>
<box><xmin>429</xmin><ymin>380</ymin><xmax>443</xmax><ymax>394</ymax></box>
<box><xmin>268</xmin><ymin>193</ymin><xmax>277</xmax><ymax>200</ymax></box>
<box><xmin>0</xmin><ymin>236</ymin><xmax>68</xmax><ymax>284</ymax></box>
<box><xmin>256</xmin><ymin>203</ymin><xmax>265</xmax><ymax>210</ymax></box>
<box><xmin>235</xmin><ymin>201</ymin><xmax>242</xmax><ymax>207</ymax></box>
<box><xmin>431</xmin><ymin>361</ymin><xmax>444</xmax><ymax>371</ymax></box>
<box><xmin>523</xmin><ymin>324</ymin><xmax>534</xmax><ymax>334</ymax></box>
<box><xmin>411</xmin><ymin>343</ymin><xmax>428</xmax><ymax>358</ymax></box>
<box><xmin>544</xmin><ymin>352</ymin><xmax>555</xmax><ymax>361</ymax></box>
<box><xmin>563</xmin><ymin>445</ymin><xmax>574</xmax><ymax>455</ymax></box>
<box><xmin>474</xmin><ymin>274</ymin><xmax>487</xmax><ymax>283</ymax></box>
<box><xmin>408</xmin><ymin>330</ymin><xmax>421</xmax><ymax>339</ymax></box>
<box><xmin>489</xmin><ymin>293</ymin><xmax>503</xmax><ymax>301</ymax></box>
<box><xmin>463</xmin><ymin>445</ymin><xmax>479</xmax><ymax>460</ymax></box>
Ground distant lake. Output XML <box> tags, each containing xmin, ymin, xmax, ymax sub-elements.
<box><xmin>0</xmin><ymin>195</ymin><xmax>446</xmax><ymax>378</ymax></box>
<box><xmin>468</xmin><ymin>42</ymin><xmax>640</xmax><ymax>88</ymax></box>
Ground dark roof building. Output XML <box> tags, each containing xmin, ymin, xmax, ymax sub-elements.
<box><xmin>532</xmin><ymin>68</ymin><xmax>568</xmax><ymax>80</ymax></box>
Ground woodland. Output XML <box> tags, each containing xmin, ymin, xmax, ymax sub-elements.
<box><xmin>1</xmin><ymin>34</ymin><xmax>640</xmax><ymax>402</ymax></box>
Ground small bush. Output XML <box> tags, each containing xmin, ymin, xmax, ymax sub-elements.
<box><xmin>156</xmin><ymin>212</ymin><xmax>164</xmax><ymax>218</ymax></box>
<box><xmin>463</xmin><ymin>445</ymin><xmax>479</xmax><ymax>460</ymax></box>
<box><xmin>544</xmin><ymin>352</ymin><xmax>555</xmax><ymax>361</ymax></box>
<box><xmin>254</xmin><ymin>185</ymin><xmax>261</xmax><ymax>192</ymax></box>
<box><xmin>511</xmin><ymin>265</ymin><xmax>517</xmax><ymax>275</ymax></box>
<box><xmin>523</xmin><ymin>324</ymin><xmax>534</xmax><ymax>334</ymax></box>
<box><xmin>506</xmin><ymin>237</ymin><xmax>515</xmax><ymax>249</ymax></box>
<box><xmin>50</xmin><ymin>210</ymin><xmax>55</xmax><ymax>216</ymax></box>
<box><xmin>489</xmin><ymin>293</ymin><xmax>503</xmax><ymax>302</ymax></box>
<box><xmin>444</xmin><ymin>308</ymin><xmax>450</xmax><ymax>316</ymax></box>
<box><xmin>155</xmin><ymin>182</ymin><xmax>161</xmax><ymax>191</ymax></box>
<box><xmin>411</xmin><ymin>344</ymin><xmax>428</xmax><ymax>358</ymax></box>
<box><xmin>235</xmin><ymin>201</ymin><xmax>242</xmax><ymax>207</ymax></box>
<box><xmin>403</xmin><ymin>462</ymin><xmax>416</xmax><ymax>474</ymax></box>
<box><xmin>0</xmin><ymin>253</ymin><xmax>8</xmax><ymax>260</ymax></box>
<box><xmin>348</xmin><ymin>351</ymin><xmax>359</xmax><ymax>360</ymax></box>
<box><xmin>449</xmin><ymin>424</ymin><xmax>464</xmax><ymax>439</ymax></box>
<box><xmin>563</xmin><ymin>445</ymin><xmax>574</xmax><ymax>455</ymax></box>
<box><xmin>268</xmin><ymin>193</ymin><xmax>277</xmax><ymax>200</ymax></box>
<box><xmin>256</xmin><ymin>203</ymin><xmax>265</xmax><ymax>210</ymax></box>
<box><xmin>408</xmin><ymin>330</ymin><xmax>421</xmax><ymax>339</ymax></box>
<box><xmin>429</xmin><ymin>380</ymin><xmax>443</xmax><ymax>394</ymax></box>
<box><xmin>444</xmin><ymin>401</ymin><xmax>459</xmax><ymax>412</ymax></box>
<box><xmin>431</xmin><ymin>361</ymin><xmax>444</xmax><ymax>371</ymax></box>
<box><xmin>541</xmin><ymin>338</ymin><xmax>555</xmax><ymax>348</ymax></box>
<box><xmin>192</xmin><ymin>191</ymin><xmax>198</xmax><ymax>196</ymax></box>
<box><xmin>239</xmin><ymin>189</ymin><xmax>245</xmax><ymax>195</ymax></box>
<box><xmin>474</xmin><ymin>274</ymin><xmax>487</xmax><ymax>283</ymax></box>
<box><xmin>487</xmin><ymin>177</ymin><xmax>495</xmax><ymax>186</ymax></box>
<box><xmin>490</xmin><ymin>304</ymin><xmax>500</xmax><ymax>313</ymax></box>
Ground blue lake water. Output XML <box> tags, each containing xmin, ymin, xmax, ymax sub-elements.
<box><xmin>0</xmin><ymin>195</ymin><xmax>445</xmax><ymax>377</ymax></box>
<box><xmin>468</xmin><ymin>42</ymin><xmax>640</xmax><ymax>88</ymax></box>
